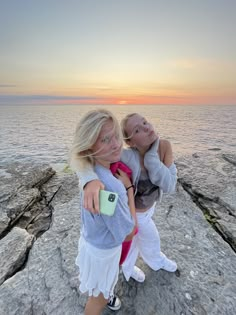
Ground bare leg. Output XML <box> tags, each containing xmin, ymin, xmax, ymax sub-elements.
<box><xmin>85</xmin><ymin>293</ymin><xmax>108</xmax><ymax>315</ymax></box>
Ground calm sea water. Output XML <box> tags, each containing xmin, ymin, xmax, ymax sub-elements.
<box><xmin>0</xmin><ymin>105</ymin><xmax>236</xmax><ymax>170</ymax></box>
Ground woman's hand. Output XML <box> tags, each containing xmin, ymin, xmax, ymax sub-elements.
<box><xmin>83</xmin><ymin>180</ymin><xmax>105</xmax><ymax>214</ymax></box>
<box><xmin>114</xmin><ymin>168</ymin><xmax>132</xmax><ymax>189</ymax></box>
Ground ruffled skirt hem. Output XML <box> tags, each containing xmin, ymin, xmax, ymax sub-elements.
<box><xmin>76</xmin><ymin>236</ymin><xmax>121</xmax><ymax>299</ymax></box>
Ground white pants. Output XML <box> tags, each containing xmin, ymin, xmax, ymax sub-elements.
<box><xmin>122</xmin><ymin>205</ymin><xmax>167</xmax><ymax>281</ymax></box>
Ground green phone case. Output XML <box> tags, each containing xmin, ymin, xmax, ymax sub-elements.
<box><xmin>99</xmin><ymin>190</ymin><xmax>118</xmax><ymax>216</ymax></box>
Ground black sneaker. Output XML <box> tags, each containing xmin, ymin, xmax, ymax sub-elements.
<box><xmin>107</xmin><ymin>295</ymin><xmax>121</xmax><ymax>311</ymax></box>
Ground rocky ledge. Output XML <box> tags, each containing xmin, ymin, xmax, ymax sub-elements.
<box><xmin>0</xmin><ymin>152</ymin><xmax>236</xmax><ymax>315</ymax></box>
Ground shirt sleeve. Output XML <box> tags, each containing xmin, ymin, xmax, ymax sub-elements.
<box><xmin>143</xmin><ymin>140</ymin><xmax>177</xmax><ymax>193</ymax></box>
<box><xmin>76</xmin><ymin>167</ymin><xmax>98</xmax><ymax>188</ymax></box>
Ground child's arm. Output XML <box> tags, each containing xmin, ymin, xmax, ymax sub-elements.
<box><xmin>114</xmin><ymin>169</ymin><xmax>137</xmax><ymax>240</ymax></box>
<box><xmin>83</xmin><ymin>180</ymin><xmax>104</xmax><ymax>213</ymax></box>
<box><xmin>124</xmin><ymin>185</ymin><xmax>137</xmax><ymax>240</ymax></box>
<box><xmin>76</xmin><ymin>168</ymin><xmax>103</xmax><ymax>213</ymax></box>
<box><xmin>158</xmin><ymin>139</ymin><xmax>174</xmax><ymax>166</ymax></box>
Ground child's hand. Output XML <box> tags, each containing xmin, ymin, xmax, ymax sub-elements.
<box><xmin>83</xmin><ymin>180</ymin><xmax>104</xmax><ymax>213</ymax></box>
<box><xmin>114</xmin><ymin>168</ymin><xmax>132</xmax><ymax>188</ymax></box>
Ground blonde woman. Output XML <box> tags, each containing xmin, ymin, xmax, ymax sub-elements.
<box><xmin>70</xmin><ymin>109</ymin><xmax>136</xmax><ymax>315</ymax></box>
<box><xmin>80</xmin><ymin>113</ymin><xmax>177</xmax><ymax>283</ymax></box>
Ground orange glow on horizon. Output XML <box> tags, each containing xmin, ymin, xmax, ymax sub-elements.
<box><xmin>2</xmin><ymin>89</ymin><xmax>235</xmax><ymax>106</ymax></box>
<box><xmin>49</xmin><ymin>94</ymin><xmax>236</xmax><ymax>106</ymax></box>
<box><xmin>117</xmin><ymin>100</ymin><xmax>128</xmax><ymax>104</ymax></box>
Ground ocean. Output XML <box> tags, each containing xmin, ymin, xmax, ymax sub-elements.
<box><xmin>0</xmin><ymin>104</ymin><xmax>236</xmax><ymax>170</ymax></box>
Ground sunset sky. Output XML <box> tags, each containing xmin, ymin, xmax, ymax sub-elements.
<box><xmin>0</xmin><ymin>0</ymin><xmax>236</xmax><ymax>106</ymax></box>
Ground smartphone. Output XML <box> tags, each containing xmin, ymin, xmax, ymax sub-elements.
<box><xmin>99</xmin><ymin>190</ymin><xmax>118</xmax><ymax>216</ymax></box>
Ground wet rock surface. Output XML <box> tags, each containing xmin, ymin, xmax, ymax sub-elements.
<box><xmin>0</xmin><ymin>152</ymin><xmax>236</xmax><ymax>315</ymax></box>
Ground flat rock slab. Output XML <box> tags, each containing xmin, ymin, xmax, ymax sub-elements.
<box><xmin>0</xmin><ymin>227</ymin><xmax>34</xmax><ymax>286</ymax></box>
<box><xmin>176</xmin><ymin>152</ymin><xmax>236</xmax><ymax>251</ymax></box>
<box><xmin>0</xmin><ymin>163</ymin><xmax>55</xmax><ymax>236</ymax></box>
<box><xmin>0</xmin><ymin>153</ymin><xmax>236</xmax><ymax>315</ymax></box>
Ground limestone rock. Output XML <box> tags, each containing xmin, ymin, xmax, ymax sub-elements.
<box><xmin>176</xmin><ymin>152</ymin><xmax>236</xmax><ymax>251</ymax></box>
<box><xmin>0</xmin><ymin>227</ymin><xmax>34</xmax><ymax>285</ymax></box>
<box><xmin>0</xmin><ymin>153</ymin><xmax>236</xmax><ymax>315</ymax></box>
<box><xmin>0</xmin><ymin>162</ymin><xmax>55</xmax><ymax>237</ymax></box>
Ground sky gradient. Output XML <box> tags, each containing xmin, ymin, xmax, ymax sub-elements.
<box><xmin>0</xmin><ymin>0</ymin><xmax>236</xmax><ymax>105</ymax></box>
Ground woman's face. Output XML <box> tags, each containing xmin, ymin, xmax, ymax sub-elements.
<box><xmin>91</xmin><ymin>119</ymin><xmax>122</xmax><ymax>167</ymax></box>
<box><xmin>125</xmin><ymin>114</ymin><xmax>158</xmax><ymax>149</ymax></box>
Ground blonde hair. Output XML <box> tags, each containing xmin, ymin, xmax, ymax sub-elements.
<box><xmin>120</xmin><ymin>113</ymin><xmax>137</xmax><ymax>145</ymax></box>
<box><xmin>70</xmin><ymin>109</ymin><xmax>122</xmax><ymax>170</ymax></box>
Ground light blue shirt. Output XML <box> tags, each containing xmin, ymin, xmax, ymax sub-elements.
<box><xmin>80</xmin><ymin>165</ymin><xmax>134</xmax><ymax>249</ymax></box>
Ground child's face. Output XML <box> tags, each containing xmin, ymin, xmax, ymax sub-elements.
<box><xmin>91</xmin><ymin>119</ymin><xmax>122</xmax><ymax>167</ymax></box>
<box><xmin>125</xmin><ymin>114</ymin><xmax>158</xmax><ymax>148</ymax></box>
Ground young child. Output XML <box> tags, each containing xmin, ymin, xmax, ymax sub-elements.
<box><xmin>70</xmin><ymin>109</ymin><xmax>136</xmax><ymax>315</ymax></box>
<box><xmin>79</xmin><ymin>113</ymin><xmax>178</xmax><ymax>283</ymax></box>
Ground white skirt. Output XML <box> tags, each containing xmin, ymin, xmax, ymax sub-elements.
<box><xmin>76</xmin><ymin>236</ymin><xmax>122</xmax><ymax>299</ymax></box>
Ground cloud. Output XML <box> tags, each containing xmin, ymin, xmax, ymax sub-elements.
<box><xmin>0</xmin><ymin>94</ymin><xmax>101</xmax><ymax>105</ymax></box>
<box><xmin>0</xmin><ymin>84</ymin><xmax>17</xmax><ymax>88</ymax></box>
<box><xmin>168</xmin><ymin>59</ymin><xmax>197</xmax><ymax>69</ymax></box>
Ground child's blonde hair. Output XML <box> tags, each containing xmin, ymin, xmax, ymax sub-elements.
<box><xmin>120</xmin><ymin>113</ymin><xmax>137</xmax><ymax>145</ymax></box>
<box><xmin>70</xmin><ymin>109</ymin><xmax>122</xmax><ymax>170</ymax></box>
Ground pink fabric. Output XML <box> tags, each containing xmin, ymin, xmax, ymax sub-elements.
<box><xmin>119</xmin><ymin>227</ymin><xmax>138</xmax><ymax>265</ymax></box>
<box><xmin>110</xmin><ymin>161</ymin><xmax>136</xmax><ymax>265</ymax></box>
<box><xmin>110</xmin><ymin>161</ymin><xmax>132</xmax><ymax>179</ymax></box>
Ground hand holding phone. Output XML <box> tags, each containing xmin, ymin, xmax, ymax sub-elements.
<box><xmin>99</xmin><ymin>190</ymin><xmax>118</xmax><ymax>216</ymax></box>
